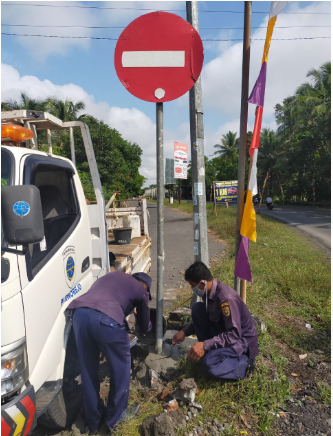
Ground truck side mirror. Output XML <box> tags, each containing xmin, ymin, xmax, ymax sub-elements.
<box><xmin>1</xmin><ymin>185</ymin><xmax>44</xmax><ymax>251</ymax></box>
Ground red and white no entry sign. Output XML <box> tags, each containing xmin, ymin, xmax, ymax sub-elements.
<box><xmin>114</xmin><ymin>11</ymin><xmax>204</xmax><ymax>103</ymax></box>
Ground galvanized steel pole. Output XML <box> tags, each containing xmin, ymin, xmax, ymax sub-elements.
<box><xmin>69</xmin><ymin>127</ymin><xmax>76</xmax><ymax>166</ymax></box>
<box><xmin>234</xmin><ymin>1</ymin><xmax>252</xmax><ymax>294</ymax></box>
<box><xmin>155</xmin><ymin>102</ymin><xmax>165</xmax><ymax>354</ymax></box>
<box><xmin>186</xmin><ymin>1</ymin><xmax>209</xmax><ymax>294</ymax></box>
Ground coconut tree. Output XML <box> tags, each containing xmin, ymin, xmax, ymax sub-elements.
<box><xmin>45</xmin><ymin>98</ymin><xmax>85</xmax><ymax>121</ymax></box>
<box><xmin>213</xmin><ymin>131</ymin><xmax>239</xmax><ymax>161</ymax></box>
<box><xmin>1</xmin><ymin>92</ymin><xmax>46</xmax><ymax>111</ymax></box>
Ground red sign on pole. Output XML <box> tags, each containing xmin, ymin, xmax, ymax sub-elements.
<box><xmin>174</xmin><ymin>142</ymin><xmax>188</xmax><ymax>179</ymax></box>
<box><xmin>114</xmin><ymin>11</ymin><xmax>204</xmax><ymax>103</ymax></box>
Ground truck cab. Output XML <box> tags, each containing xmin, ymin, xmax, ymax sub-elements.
<box><xmin>1</xmin><ymin>110</ymin><xmax>110</xmax><ymax>433</ymax></box>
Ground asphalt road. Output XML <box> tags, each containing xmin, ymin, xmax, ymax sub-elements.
<box><xmin>258</xmin><ymin>205</ymin><xmax>331</xmax><ymax>250</ymax></box>
<box><xmin>147</xmin><ymin>203</ymin><xmax>224</xmax><ymax>308</ymax></box>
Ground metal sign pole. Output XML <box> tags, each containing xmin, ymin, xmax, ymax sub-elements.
<box><xmin>234</xmin><ymin>1</ymin><xmax>251</xmax><ymax>294</ymax></box>
<box><xmin>155</xmin><ymin>102</ymin><xmax>165</xmax><ymax>354</ymax></box>
<box><xmin>186</xmin><ymin>1</ymin><xmax>209</xmax><ymax>282</ymax></box>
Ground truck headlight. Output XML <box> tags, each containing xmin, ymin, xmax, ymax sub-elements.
<box><xmin>1</xmin><ymin>344</ymin><xmax>28</xmax><ymax>397</ymax></box>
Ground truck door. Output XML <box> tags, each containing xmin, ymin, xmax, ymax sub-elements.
<box><xmin>18</xmin><ymin>154</ymin><xmax>93</xmax><ymax>393</ymax></box>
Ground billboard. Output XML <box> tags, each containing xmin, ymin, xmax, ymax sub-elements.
<box><xmin>214</xmin><ymin>180</ymin><xmax>238</xmax><ymax>203</ymax></box>
<box><xmin>174</xmin><ymin>142</ymin><xmax>187</xmax><ymax>179</ymax></box>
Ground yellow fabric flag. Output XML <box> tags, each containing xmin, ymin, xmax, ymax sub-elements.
<box><xmin>262</xmin><ymin>16</ymin><xmax>277</xmax><ymax>64</ymax></box>
<box><xmin>240</xmin><ymin>191</ymin><xmax>257</xmax><ymax>243</ymax></box>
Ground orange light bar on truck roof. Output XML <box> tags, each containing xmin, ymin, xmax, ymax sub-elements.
<box><xmin>1</xmin><ymin>124</ymin><xmax>34</xmax><ymax>143</ymax></box>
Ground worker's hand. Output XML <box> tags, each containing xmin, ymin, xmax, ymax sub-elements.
<box><xmin>171</xmin><ymin>330</ymin><xmax>185</xmax><ymax>346</ymax></box>
<box><xmin>134</xmin><ymin>307</ymin><xmax>137</xmax><ymax>315</ymax></box>
<box><xmin>188</xmin><ymin>342</ymin><xmax>206</xmax><ymax>361</ymax></box>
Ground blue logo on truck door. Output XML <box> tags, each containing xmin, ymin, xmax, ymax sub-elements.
<box><xmin>63</xmin><ymin>246</ymin><xmax>76</xmax><ymax>288</ymax></box>
<box><xmin>13</xmin><ymin>201</ymin><xmax>30</xmax><ymax>217</ymax></box>
<box><xmin>66</xmin><ymin>256</ymin><xmax>75</xmax><ymax>281</ymax></box>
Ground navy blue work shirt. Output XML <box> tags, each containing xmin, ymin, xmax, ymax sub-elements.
<box><xmin>183</xmin><ymin>279</ymin><xmax>259</xmax><ymax>360</ymax></box>
<box><xmin>68</xmin><ymin>271</ymin><xmax>152</xmax><ymax>334</ymax></box>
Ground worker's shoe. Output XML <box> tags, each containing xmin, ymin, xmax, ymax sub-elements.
<box><xmin>245</xmin><ymin>359</ymin><xmax>255</xmax><ymax>378</ymax></box>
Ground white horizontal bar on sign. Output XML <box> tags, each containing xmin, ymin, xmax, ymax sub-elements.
<box><xmin>122</xmin><ymin>51</ymin><xmax>185</xmax><ymax>67</ymax></box>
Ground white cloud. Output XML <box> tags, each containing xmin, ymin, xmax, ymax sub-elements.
<box><xmin>1</xmin><ymin>1</ymin><xmax>183</xmax><ymax>61</ymax></box>
<box><xmin>201</xmin><ymin>1</ymin><xmax>331</xmax><ymax>125</ymax></box>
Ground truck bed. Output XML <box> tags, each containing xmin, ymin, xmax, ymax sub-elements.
<box><xmin>108</xmin><ymin>234</ymin><xmax>151</xmax><ymax>274</ymax></box>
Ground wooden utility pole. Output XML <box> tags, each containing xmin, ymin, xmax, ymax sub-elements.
<box><xmin>234</xmin><ymin>1</ymin><xmax>252</xmax><ymax>296</ymax></box>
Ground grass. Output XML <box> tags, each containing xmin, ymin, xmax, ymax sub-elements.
<box><xmin>100</xmin><ymin>200</ymin><xmax>330</xmax><ymax>436</ymax></box>
<box><xmin>161</xmin><ymin>199</ymin><xmax>331</xmax><ymax>355</ymax></box>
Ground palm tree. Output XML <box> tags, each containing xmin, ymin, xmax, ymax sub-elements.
<box><xmin>1</xmin><ymin>92</ymin><xmax>46</xmax><ymax>111</ymax></box>
<box><xmin>214</xmin><ymin>131</ymin><xmax>239</xmax><ymax>160</ymax></box>
<box><xmin>293</xmin><ymin>61</ymin><xmax>331</xmax><ymax>120</ymax></box>
<box><xmin>45</xmin><ymin>98</ymin><xmax>85</xmax><ymax>121</ymax></box>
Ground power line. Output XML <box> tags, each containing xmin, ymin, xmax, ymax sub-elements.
<box><xmin>2</xmin><ymin>24</ymin><xmax>331</xmax><ymax>30</ymax></box>
<box><xmin>1</xmin><ymin>3</ymin><xmax>331</xmax><ymax>14</ymax></box>
<box><xmin>2</xmin><ymin>32</ymin><xmax>331</xmax><ymax>41</ymax></box>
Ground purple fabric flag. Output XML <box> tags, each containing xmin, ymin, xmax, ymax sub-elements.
<box><xmin>248</xmin><ymin>62</ymin><xmax>267</xmax><ymax>107</ymax></box>
<box><xmin>234</xmin><ymin>235</ymin><xmax>253</xmax><ymax>283</ymax></box>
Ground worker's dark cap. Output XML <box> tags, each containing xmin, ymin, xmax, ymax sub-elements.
<box><xmin>132</xmin><ymin>272</ymin><xmax>152</xmax><ymax>300</ymax></box>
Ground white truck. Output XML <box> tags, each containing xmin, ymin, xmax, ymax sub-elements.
<box><xmin>1</xmin><ymin>110</ymin><xmax>151</xmax><ymax>435</ymax></box>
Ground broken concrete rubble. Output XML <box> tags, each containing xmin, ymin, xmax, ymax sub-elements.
<box><xmin>173</xmin><ymin>378</ymin><xmax>197</xmax><ymax>403</ymax></box>
<box><xmin>165</xmin><ymin>399</ymin><xmax>179</xmax><ymax>412</ymax></box>
<box><xmin>142</xmin><ymin>410</ymin><xmax>186</xmax><ymax>436</ymax></box>
<box><xmin>158</xmin><ymin>387</ymin><xmax>170</xmax><ymax>401</ymax></box>
<box><xmin>149</xmin><ymin>368</ymin><xmax>160</xmax><ymax>387</ymax></box>
<box><xmin>252</xmin><ymin>315</ymin><xmax>267</xmax><ymax>334</ymax></box>
<box><xmin>190</xmin><ymin>402</ymin><xmax>203</xmax><ymax>412</ymax></box>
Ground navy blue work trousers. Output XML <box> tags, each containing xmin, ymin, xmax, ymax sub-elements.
<box><xmin>191</xmin><ymin>302</ymin><xmax>249</xmax><ymax>380</ymax></box>
<box><xmin>73</xmin><ymin>308</ymin><xmax>130</xmax><ymax>431</ymax></box>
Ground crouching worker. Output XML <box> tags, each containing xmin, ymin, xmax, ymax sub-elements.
<box><xmin>172</xmin><ymin>262</ymin><xmax>258</xmax><ymax>380</ymax></box>
<box><xmin>68</xmin><ymin>271</ymin><xmax>152</xmax><ymax>433</ymax></box>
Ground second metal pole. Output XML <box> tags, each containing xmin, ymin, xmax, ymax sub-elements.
<box><xmin>234</xmin><ymin>1</ymin><xmax>252</xmax><ymax>294</ymax></box>
<box><xmin>187</xmin><ymin>1</ymin><xmax>209</xmax><ymax>276</ymax></box>
<box><xmin>155</xmin><ymin>102</ymin><xmax>165</xmax><ymax>354</ymax></box>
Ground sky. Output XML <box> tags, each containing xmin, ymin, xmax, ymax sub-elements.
<box><xmin>1</xmin><ymin>1</ymin><xmax>331</xmax><ymax>187</ymax></box>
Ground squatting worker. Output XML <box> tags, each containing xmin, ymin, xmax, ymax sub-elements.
<box><xmin>68</xmin><ymin>271</ymin><xmax>152</xmax><ymax>433</ymax></box>
<box><xmin>172</xmin><ymin>262</ymin><xmax>258</xmax><ymax>380</ymax></box>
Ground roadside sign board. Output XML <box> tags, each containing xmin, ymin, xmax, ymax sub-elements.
<box><xmin>165</xmin><ymin>158</ymin><xmax>175</xmax><ymax>185</ymax></box>
<box><xmin>174</xmin><ymin>142</ymin><xmax>187</xmax><ymax>179</ymax></box>
<box><xmin>114</xmin><ymin>11</ymin><xmax>204</xmax><ymax>103</ymax></box>
<box><xmin>214</xmin><ymin>181</ymin><xmax>238</xmax><ymax>203</ymax></box>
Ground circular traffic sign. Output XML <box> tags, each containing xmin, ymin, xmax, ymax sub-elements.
<box><xmin>114</xmin><ymin>11</ymin><xmax>204</xmax><ymax>103</ymax></box>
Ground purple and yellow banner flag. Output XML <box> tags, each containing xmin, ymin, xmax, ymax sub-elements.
<box><xmin>234</xmin><ymin>1</ymin><xmax>289</xmax><ymax>282</ymax></box>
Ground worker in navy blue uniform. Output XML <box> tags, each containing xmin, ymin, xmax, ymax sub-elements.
<box><xmin>172</xmin><ymin>262</ymin><xmax>258</xmax><ymax>380</ymax></box>
<box><xmin>68</xmin><ymin>271</ymin><xmax>152</xmax><ymax>433</ymax></box>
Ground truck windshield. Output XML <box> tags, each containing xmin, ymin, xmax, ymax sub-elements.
<box><xmin>1</xmin><ymin>149</ymin><xmax>12</xmax><ymax>187</ymax></box>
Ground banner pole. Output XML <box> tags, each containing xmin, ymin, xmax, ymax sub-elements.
<box><xmin>234</xmin><ymin>1</ymin><xmax>252</xmax><ymax>294</ymax></box>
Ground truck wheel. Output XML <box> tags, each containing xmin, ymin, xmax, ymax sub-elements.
<box><xmin>38</xmin><ymin>329</ymin><xmax>82</xmax><ymax>429</ymax></box>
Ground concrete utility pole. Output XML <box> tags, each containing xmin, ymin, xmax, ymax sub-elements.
<box><xmin>155</xmin><ymin>102</ymin><xmax>165</xmax><ymax>354</ymax></box>
<box><xmin>186</xmin><ymin>1</ymin><xmax>209</xmax><ymax>290</ymax></box>
<box><xmin>234</xmin><ymin>1</ymin><xmax>252</xmax><ymax>294</ymax></box>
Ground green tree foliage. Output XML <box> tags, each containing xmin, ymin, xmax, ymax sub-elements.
<box><xmin>61</xmin><ymin>115</ymin><xmax>145</xmax><ymax>200</ymax></box>
<box><xmin>45</xmin><ymin>97</ymin><xmax>85</xmax><ymax>121</ymax></box>
<box><xmin>272</xmin><ymin>61</ymin><xmax>331</xmax><ymax>201</ymax></box>
<box><xmin>214</xmin><ymin>131</ymin><xmax>239</xmax><ymax>161</ymax></box>
<box><xmin>204</xmin><ymin>62</ymin><xmax>331</xmax><ymax>203</ymax></box>
<box><xmin>1</xmin><ymin>92</ymin><xmax>47</xmax><ymax>111</ymax></box>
